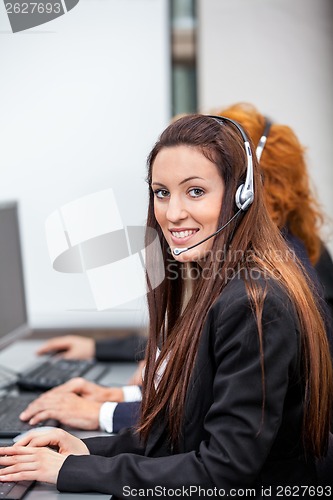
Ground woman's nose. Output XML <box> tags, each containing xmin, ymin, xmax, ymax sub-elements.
<box><xmin>166</xmin><ymin>195</ymin><xmax>187</xmax><ymax>223</ymax></box>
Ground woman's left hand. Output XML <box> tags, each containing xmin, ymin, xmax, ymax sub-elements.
<box><xmin>0</xmin><ymin>445</ymin><xmax>66</xmax><ymax>484</ymax></box>
<box><xmin>0</xmin><ymin>428</ymin><xmax>89</xmax><ymax>484</ymax></box>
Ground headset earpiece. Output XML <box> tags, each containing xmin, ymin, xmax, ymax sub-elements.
<box><xmin>235</xmin><ymin>184</ymin><xmax>254</xmax><ymax>211</ymax></box>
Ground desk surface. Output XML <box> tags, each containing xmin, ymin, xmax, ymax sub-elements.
<box><xmin>0</xmin><ymin>336</ymin><xmax>138</xmax><ymax>499</ymax></box>
<box><xmin>26</xmin><ymin>476</ymin><xmax>110</xmax><ymax>499</ymax></box>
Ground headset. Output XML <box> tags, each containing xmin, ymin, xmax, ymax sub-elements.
<box><xmin>208</xmin><ymin>116</ymin><xmax>255</xmax><ymax>211</ymax></box>
<box><xmin>173</xmin><ymin>115</ymin><xmax>254</xmax><ymax>256</ymax></box>
<box><xmin>256</xmin><ymin>117</ymin><xmax>272</xmax><ymax>162</ymax></box>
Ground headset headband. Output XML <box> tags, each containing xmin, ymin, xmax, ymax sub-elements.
<box><xmin>256</xmin><ymin>117</ymin><xmax>272</xmax><ymax>162</ymax></box>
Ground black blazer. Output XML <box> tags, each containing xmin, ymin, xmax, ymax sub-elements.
<box><xmin>57</xmin><ymin>276</ymin><xmax>318</xmax><ymax>498</ymax></box>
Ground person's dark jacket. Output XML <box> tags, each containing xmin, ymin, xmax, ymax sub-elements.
<box><xmin>57</xmin><ymin>276</ymin><xmax>317</xmax><ymax>498</ymax></box>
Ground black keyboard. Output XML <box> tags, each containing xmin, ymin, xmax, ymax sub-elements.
<box><xmin>0</xmin><ymin>453</ymin><xmax>34</xmax><ymax>499</ymax></box>
<box><xmin>17</xmin><ymin>358</ymin><xmax>107</xmax><ymax>391</ymax></box>
<box><xmin>0</xmin><ymin>475</ymin><xmax>34</xmax><ymax>500</ymax></box>
<box><xmin>0</xmin><ymin>394</ymin><xmax>58</xmax><ymax>438</ymax></box>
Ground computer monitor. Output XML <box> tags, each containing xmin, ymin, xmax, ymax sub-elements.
<box><xmin>0</xmin><ymin>201</ymin><xmax>29</xmax><ymax>349</ymax></box>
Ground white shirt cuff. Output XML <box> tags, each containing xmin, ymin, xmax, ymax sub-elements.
<box><xmin>122</xmin><ymin>385</ymin><xmax>142</xmax><ymax>402</ymax></box>
<box><xmin>99</xmin><ymin>402</ymin><xmax>118</xmax><ymax>433</ymax></box>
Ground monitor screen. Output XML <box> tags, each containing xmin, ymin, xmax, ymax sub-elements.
<box><xmin>0</xmin><ymin>202</ymin><xmax>28</xmax><ymax>348</ymax></box>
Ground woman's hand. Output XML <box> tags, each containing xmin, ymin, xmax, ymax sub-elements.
<box><xmin>19</xmin><ymin>392</ymin><xmax>103</xmax><ymax>430</ymax></box>
<box><xmin>36</xmin><ymin>335</ymin><xmax>95</xmax><ymax>360</ymax></box>
<box><xmin>0</xmin><ymin>429</ymin><xmax>89</xmax><ymax>484</ymax></box>
<box><xmin>13</xmin><ymin>428</ymin><xmax>89</xmax><ymax>455</ymax></box>
<box><xmin>0</xmin><ymin>445</ymin><xmax>65</xmax><ymax>484</ymax></box>
<box><xmin>40</xmin><ymin>377</ymin><xmax>124</xmax><ymax>403</ymax></box>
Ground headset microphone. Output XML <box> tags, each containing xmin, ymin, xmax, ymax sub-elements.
<box><xmin>172</xmin><ymin>115</ymin><xmax>254</xmax><ymax>257</ymax></box>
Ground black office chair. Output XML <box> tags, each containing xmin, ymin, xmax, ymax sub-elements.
<box><xmin>316</xmin><ymin>432</ymin><xmax>333</xmax><ymax>486</ymax></box>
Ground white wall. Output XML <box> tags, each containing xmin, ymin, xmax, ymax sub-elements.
<box><xmin>0</xmin><ymin>0</ymin><xmax>170</xmax><ymax>328</ymax></box>
<box><xmin>197</xmin><ymin>0</ymin><xmax>333</xmax><ymax>254</ymax></box>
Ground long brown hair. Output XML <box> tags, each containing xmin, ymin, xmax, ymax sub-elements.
<box><xmin>139</xmin><ymin>114</ymin><xmax>332</xmax><ymax>457</ymax></box>
<box><xmin>216</xmin><ymin>102</ymin><xmax>324</xmax><ymax>264</ymax></box>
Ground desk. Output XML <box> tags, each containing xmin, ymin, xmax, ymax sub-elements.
<box><xmin>0</xmin><ymin>335</ymin><xmax>138</xmax><ymax>499</ymax></box>
<box><xmin>25</xmin><ymin>476</ymin><xmax>110</xmax><ymax>499</ymax></box>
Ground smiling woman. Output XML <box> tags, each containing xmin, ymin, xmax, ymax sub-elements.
<box><xmin>0</xmin><ymin>114</ymin><xmax>332</xmax><ymax>498</ymax></box>
<box><xmin>152</xmin><ymin>145</ymin><xmax>224</xmax><ymax>262</ymax></box>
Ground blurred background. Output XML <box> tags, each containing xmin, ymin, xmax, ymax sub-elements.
<box><xmin>0</xmin><ymin>0</ymin><xmax>332</xmax><ymax>329</ymax></box>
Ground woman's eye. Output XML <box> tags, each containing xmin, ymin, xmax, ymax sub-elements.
<box><xmin>154</xmin><ymin>189</ymin><xmax>170</xmax><ymax>199</ymax></box>
<box><xmin>189</xmin><ymin>188</ymin><xmax>204</xmax><ymax>198</ymax></box>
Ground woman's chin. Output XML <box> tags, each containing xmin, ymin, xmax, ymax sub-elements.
<box><xmin>173</xmin><ymin>249</ymin><xmax>204</xmax><ymax>263</ymax></box>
